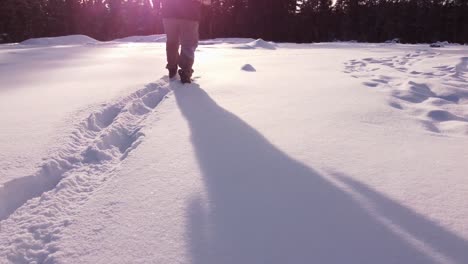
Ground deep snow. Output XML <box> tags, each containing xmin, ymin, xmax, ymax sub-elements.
<box><xmin>0</xmin><ymin>35</ymin><xmax>468</xmax><ymax>264</ymax></box>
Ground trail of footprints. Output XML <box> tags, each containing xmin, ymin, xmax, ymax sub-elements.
<box><xmin>0</xmin><ymin>79</ymin><xmax>170</xmax><ymax>263</ymax></box>
<box><xmin>345</xmin><ymin>50</ymin><xmax>468</xmax><ymax>136</ymax></box>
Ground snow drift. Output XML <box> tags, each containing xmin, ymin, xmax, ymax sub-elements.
<box><xmin>20</xmin><ymin>35</ymin><xmax>99</xmax><ymax>45</ymax></box>
<box><xmin>112</xmin><ymin>34</ymin><xmax>167</xmax><ymax>43</ymax></box>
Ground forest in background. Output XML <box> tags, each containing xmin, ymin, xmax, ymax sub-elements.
<box><xmin>1</xmin><ymin>0</ymin><xmax>467</xmax><ymax>44</ymax></box>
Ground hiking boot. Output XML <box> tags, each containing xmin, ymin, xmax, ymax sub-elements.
<box><xmin>179</xmin><ymin>69</ymin><xmax>193</xmax><ymax>84</ymax></box>
<box><xmin>168</xmin><ymin>68</ymin><xmax>178</xmax><ymax>79</ymax></box>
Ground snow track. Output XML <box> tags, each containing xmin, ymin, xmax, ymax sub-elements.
<box><xmin>345</xmin><ymin>51</ymin><xmax>468</xmax><ymax>136</ymax></box>
<box><xmin>0</xmin><ymin>79</ymin><xmax>170</xmax><ymax>263</ymax></box>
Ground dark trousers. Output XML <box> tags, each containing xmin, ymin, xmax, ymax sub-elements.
<box><xmin>163</xmin><ymin>18</ymin><xmax>199</xmax><ymax>75</ymax></box>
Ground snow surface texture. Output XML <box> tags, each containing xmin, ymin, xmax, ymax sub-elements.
<box><xmin>0</xmin><ymin>80</ymin><xmax>169</xmax><ymax>262</ymax></box>
<box><xmin>344</xmin><ymin>50</ymin><xmax>468</xmax><ymax>135</ymax></box>
<box><xmin>1</xmin><ymin>36</ymin><xmax>468</xmax><ymax>264</ymax></box>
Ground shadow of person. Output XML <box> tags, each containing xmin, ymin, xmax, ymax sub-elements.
<box><xmin>333</xmin><ymin>173</ymin><xmax>468</xmax><ymax>264</ymax></box>
<box><xmin>173</xmin><ymin>84</ymin><xmax>466</xmax><ymax>264</ymax></box>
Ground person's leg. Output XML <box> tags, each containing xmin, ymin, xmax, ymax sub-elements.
<box><xmin>178</xmin><ymin>20</ymin><xmax>199</xmax><ymax>82</ymax></box>
<box><xmin>163</xmin><ymin>18</ymin><xmax>180</xmax><ymax>77</ymax></box>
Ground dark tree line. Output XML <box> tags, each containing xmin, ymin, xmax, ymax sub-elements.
<box><xmin>1</xmin><ymin>0</ymin><xmax>467</xmax><ymax>44</ymax></box>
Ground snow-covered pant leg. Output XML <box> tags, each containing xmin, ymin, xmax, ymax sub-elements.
<box><xmin>178</xmin><ymin>20</ymin><xmax>199</xmax><ymax>76</ymax></box>
<box><xmin>163</xmin><ymin>19</ymin><xmax>180</xmax><ymax>71</ymax></box>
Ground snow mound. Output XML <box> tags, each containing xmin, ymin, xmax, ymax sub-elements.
<box><xmin>241</xmin><ymin>64</ymin><xmax>256</xmax><ymax>72</ymax></box>
<box><xmin>21</xmin><ymin>35</ymin><xmax>99</xmax><ymax>45</ymax></box>
<box><xmin>385</xmin><ymin>38</ymin><xmax>401</xmax><ymax>44</ymax></box>
<box><xmin>199</xmin><ymin>38</ymin><xmax>256</xmax><ymax>45</ymax></box>
<box><xmin>113</xmin><ymin>34</ymin><xmax>167</xmax><ymax>43</ymax></box>
<box><xmin>239</xmin><ymin>39</ymin><xmax>277</xmax><ymax>50</ymax></box>
<box><xmin>430</xmin><ymin>41</ymin><xmax>449</xmax><ymax>48</ymax></box>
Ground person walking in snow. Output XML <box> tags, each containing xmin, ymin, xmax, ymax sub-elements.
<box><xmin>161</xmin><ymin>0</ymin><xmax>211</xmax><ymax>84</ymax></box>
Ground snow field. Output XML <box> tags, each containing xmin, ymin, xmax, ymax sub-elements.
<box><xmin>0</xmin><ymin>35</ymin><xmax>468</xmax><ymax>263</ymax></box>
<box><xmin>0</xmin><ymin>41</ymin><xmax>169</xmax><ymax>183</ymax></box>
<box><xmin>0</xmin><ymin>80</ymin><xmax>169</xmax><ymax>263</ymax></box>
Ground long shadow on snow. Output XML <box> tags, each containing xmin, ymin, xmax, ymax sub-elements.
<box><xmin>174</xmin><ymin>84</ymin><xmax>468</xmax><ymax>264</ymax></box>
<box><xmin>332</xmin><ymin>173</ymin><xmax>468</xmax><ymax>263</ymax></box>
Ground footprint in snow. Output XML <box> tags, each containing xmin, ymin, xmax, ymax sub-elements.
<box><xmin>427</xmin><ymin>110</ymin><xmax>467</xmax><ymax>122</ymax></box>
